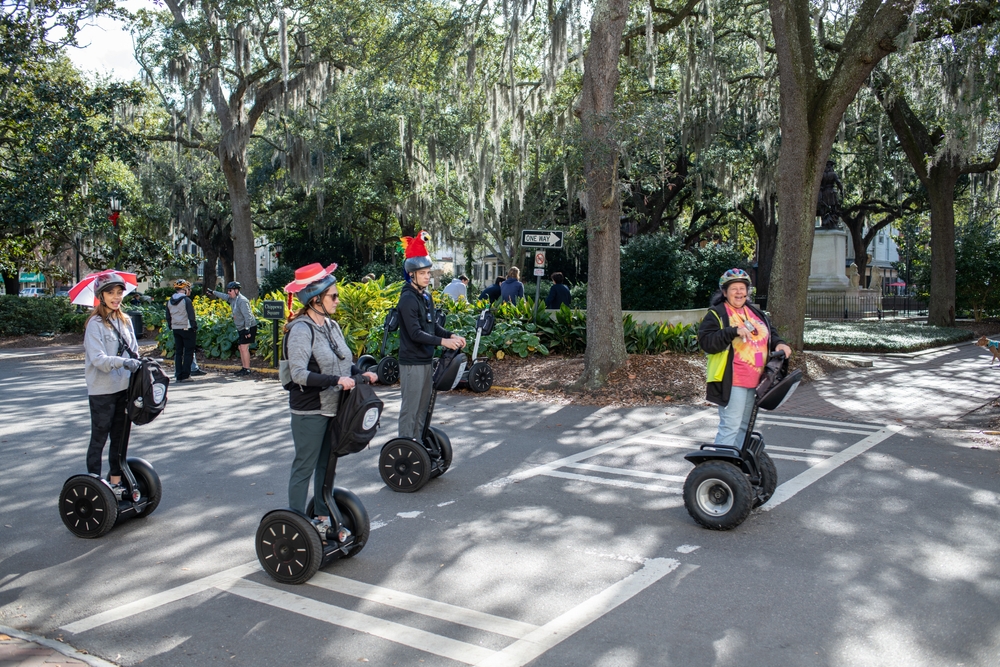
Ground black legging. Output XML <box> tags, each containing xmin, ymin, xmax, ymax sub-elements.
<box><xmin>87</xmin><ymin>391</ymin><xmax>129</xmax><ymax>477</ymax></box>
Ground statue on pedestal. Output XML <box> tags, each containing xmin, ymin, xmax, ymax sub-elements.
<box><xmin>846</xmin><ymin>262</ymin><xmax>860</xmax><ymax>290</ymax></box>
<box><xmin>870</xmin><ymin>268</ymin><xmax>883</xmax><ymax>294</ymax></box>
<box><xmin>817</xmin><ymin>160</ymin><xmax>844</xmax><ymax>229</ymax></box>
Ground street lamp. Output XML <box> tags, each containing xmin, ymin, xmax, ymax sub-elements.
<box><xmin>274</xmin><ymin>242</ymin><xmax>282</xmax><ymax>263</ymax></box>
<box><xmin>108</xmin><ymin>195</ymin><xmax>122</xmax><ymax>269</ymax></box>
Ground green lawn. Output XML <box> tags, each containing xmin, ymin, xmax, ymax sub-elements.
<box><xmin>803</xmin><ymin>320</ymin><xmax>974</xmax><ymax>353</ymax></box>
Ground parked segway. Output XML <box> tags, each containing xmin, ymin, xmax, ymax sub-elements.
<box><xmin>682</xmin><ymin>351</ymin><xmax>802</xmax><ymax>530</ymax></box>
<box><xmin>458</xmin><ymin>308</ymin><xmax>495</xmax><ymax>393</ymax></box>
<box><xmin>358</xmin><ymin>308</ymin><xmax>401</xmax><ymax>385</ymax></box>
<box><xmin>256</xmin><ymin>376</ymin><xmax>381</xmax><ymax>585</ymax></box>
<box><xmin>59</xmin><ymin>360</ymin><xmax>168</xmax><ymax>538</ymax></box>
<box><xmin>379</xmin><ymin>349</ymin><xmax>466</xmax><ymax>492</ymax></box>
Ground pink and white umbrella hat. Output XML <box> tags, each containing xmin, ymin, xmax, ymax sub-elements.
<box><xmin>69</xmin><ymin>270</ymin><xmax>138</xmax><ymax>308</ymax></box>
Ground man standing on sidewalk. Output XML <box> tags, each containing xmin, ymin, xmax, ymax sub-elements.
<box><xmin>397</xmin><ymin>232</ymin><xmax>465</xmax><ymax>441</ymax></box>
<box><xmin>165</xmin><ymin>279</ymin><xmax>197</xmax><ymax>383</ymax></box>
<box><xmin>207</xmin><ymin>281</ymin><xmax>258</xmax><ymax>377</ymax></box>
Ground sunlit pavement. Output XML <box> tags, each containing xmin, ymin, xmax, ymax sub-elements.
<box><xmin>1</xmin><ymin>344</ymin><xmax>997</xmax><ymax>667</ymax></box>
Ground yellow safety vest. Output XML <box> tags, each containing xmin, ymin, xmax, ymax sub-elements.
<box><xmin>705</xmin><ymin>309</ymin><xmax>729</xmax><ymax>383</ymax></box>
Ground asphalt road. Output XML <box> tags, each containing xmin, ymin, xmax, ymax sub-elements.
<box><xmin>1</xmin><ymin>349</ymin><xmax>998</xmax><ymax>667</ymax></box>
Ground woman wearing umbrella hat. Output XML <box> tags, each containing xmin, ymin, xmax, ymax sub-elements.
<box><xmin>78</xmin><ymin>270</ymin><xmax>142</xmax><ymax>494</ymax></box>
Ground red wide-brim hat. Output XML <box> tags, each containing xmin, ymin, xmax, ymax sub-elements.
<box><xmin>284</xmin><ymin>263</ymin><xmax>338</xmax><ymax>293</ymax></box>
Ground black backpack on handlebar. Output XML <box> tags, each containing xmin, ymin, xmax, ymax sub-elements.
<box><xmin>330</xmin><ymin>378</ymin><xmax>384</xmax><ymax>456</ymax></box>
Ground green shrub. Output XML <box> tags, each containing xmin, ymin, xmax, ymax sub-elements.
<box><xmin>620</xmin><ymin>233</ymin><xmax>697</xmax><ymax>310</ymax></box>
<box><xmin>60</xmin><ymin>310</ymin><xmax>89</xmax><ymax>334</ymax></box>
<box><xmin>260</xmin><ymin>266</ymin><xmax>295</xmax><ymax>296</ymax></box>
<box><xmin>0</xmin><ymin>295</ymin><xmax>72</xmax><ymax>336</ymax></box>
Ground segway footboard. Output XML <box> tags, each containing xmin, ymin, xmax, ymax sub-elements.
<box><xmin>683</xmin><ymin>445</ymin><xmax>751</xmax><ymax>475</ymax></box>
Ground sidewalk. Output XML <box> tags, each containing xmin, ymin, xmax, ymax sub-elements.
<box><xmin>784</xmin><ymin>342</ymin><xmax>1000</xmax><ymax>427</ymax></box>
<box><xmin>0</xmin><ymin>627</ymin><xmax>117</xmax><ymax>667</ymax></box>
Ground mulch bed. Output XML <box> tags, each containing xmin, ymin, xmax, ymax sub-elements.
<box><xmin>482</xmin><ymin>350</ymin><xmax>862</xmax><ymax>407</ymax></box>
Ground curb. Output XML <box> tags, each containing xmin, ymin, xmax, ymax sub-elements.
<box><xmin>0</xmin><ymin>624</ymin><xmax>119</xmax><ymax>667</ymax></box>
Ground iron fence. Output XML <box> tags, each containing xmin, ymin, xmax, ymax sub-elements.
<box><xmin>754</xmin><ymin>294</ymin><xmax>927</xmax><ymax>320</ymax></box>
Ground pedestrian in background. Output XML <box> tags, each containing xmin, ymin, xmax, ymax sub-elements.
<box><xmin>499</xmin><ymin>267</ymin><xmax>524</xmax><ymax>304</ymax></box>
<box><xmin>545</xmin><ymin>272</ymin><xmax>572</xmax><ymax>309</ymax></box>
<box><xmin>478</xmin><ymin>277</ymin><xmax>503</xmax><ymax>303</ymax></box>
<box><xmin>207</xmin><ymin>281</ymin><xmax>258</xmax><ymax>377</ymax></box>
<box><xmin>442</xmin><ymin>275</ymin><xmax>469</xmax><ymax>301</ymax></box>
<box><xmin>82</xmin><ymin>272</ymin><xmax>141</xmax><ymax>496</ymax></box>
<box><xmin>166</xmin><ymin>279</ymin><xmax>197</xmax><ymax>383</ymax></box>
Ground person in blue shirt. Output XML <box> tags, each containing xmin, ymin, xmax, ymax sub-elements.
<box><xmin>478</xmin><ymin>277</ymin><xmax>503</xmax><ymax>303</ymax></box>
<box><xmin>499</xmin><ymin>267</ymin><xmax>524</xmax><ymax>304</ymax></box>
<box><xmin>545</xmin><ymin>272</ymin><xmax>572</xmax><ymax>309</ymax></box>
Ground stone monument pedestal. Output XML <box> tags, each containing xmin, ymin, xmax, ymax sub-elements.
<box><xmin>808</xmin><ymin>228</ymin><xmax>849</xmax><ymax>291</ymax></box>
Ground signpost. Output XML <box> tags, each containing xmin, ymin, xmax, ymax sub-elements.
<box><xmin>521</xmin><ymin>232</ymin><xmax>564</xmax><ymax>317</ymax></box>
<box><xmin>521</xmin><ymin>230</ymin><xmax>563</xmax><ymax>248</ymax></box>
<box><xmin>261</xmin><ymin>300</ymin><xmax>285</xmax><ymax>368</ymax></box>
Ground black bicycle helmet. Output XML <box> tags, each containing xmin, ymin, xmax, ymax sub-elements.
<box><xmin>226</xmin><ymin>281</ymin><xmax>241</xmax><ymax>291</ymax></box>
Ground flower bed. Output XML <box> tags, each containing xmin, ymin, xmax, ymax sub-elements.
<box><xmin>803</xmin><ymin>320</ymin><xmax>974</xmax><ymax>353</ymax></box>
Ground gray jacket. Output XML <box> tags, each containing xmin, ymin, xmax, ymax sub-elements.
<box><xmin>287</xmin><ymin>317</ymin><xmax>354</xmax><ymax>416</ymax></box>
<box><xmin>84</xmin><ymin>315</ymin><xmax>138</xmax><ymax>396</ymax></box>
<box><xmin>212</xmin><ymin>290</ymin><xmax>257</xmax><ymax>330</ymax></box>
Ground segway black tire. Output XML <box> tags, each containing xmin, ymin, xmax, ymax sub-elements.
<box><xmin>683</xmin><ymin>461</ymin><xmax>753</xmax><ymax>530</ymax></box>
<box><xmin>357</xmin><ymin>354</ymin><xmax>377</xmax><ymax>373</ymax></box>
<box><xmin>127</xmin><ymin>457</ymin><xmax>162</xmax><ymax>517</ymax></box>
<box><xmin>60</xmin><ymin>475</ymin><xmax>119</xmax><ymax>538</ymax></box>
<box><xmin>379</xmin><ymin>439</ymin><xmax>431</xmax><ymax>492</ymax></box>
<box><xmin>256</xmin><ymin>510</ymin><xmax>323</xmax><ymax>585</ymax></box>
<box><xmin>376</xmin><ymin>357</ymin><xmax>400</xmax><ymax>385</ymax></box>
<box><xmin>426</xmin><ymin>427</ymin><xmax>453</xmax><ymax>478</ymax></box>
<box><xmin>467</xmin><ymin>361</ymin><xmax>493</xmax><ymax>393</ymax></box>
<box><xmin>753</xmin><ymin>451</ymin><xmax>778</xmax><ymax>508</ymax></box>
<box><xmin>332</xmin><ymin>488</ymin><xmax>370</xmax><ymax>559</ymax></box>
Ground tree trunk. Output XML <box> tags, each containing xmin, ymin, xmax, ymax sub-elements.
<box><xmin>576</xmin><ymin>0</ymin><xmax>629</xmax><ymax>390</ymax></box>
<box><xmin>220</xmin><ymin>152</ymin><xmax>259</xmax><ymax>298</ymax></box>
<box><xmin>745</xmin><ymin>194</ymin><xmax>777</xmax><ymax>297</ymax></box>
<box><xmin>201</xmin><ymin>246</ymin><xmax>219</xmax><ymax>290</ymax></box>
<box><xmin>767</xmin><ymin>0</ymin><xmax>915</xmax><ymax>349</ymax></box>
<box><xmin>2</xmin><ymin>271</ymin><xmax>18</xmax><ymax>296</ymax></box>
<box><xmin>842</xmin><ymin>210</ymin><xmax>870</xmax><ymax>282</ymax></box>
<box><xmin>927</xmin><ymin>172</ymin><xmax>958</xmax><ymax>326</ymax></box>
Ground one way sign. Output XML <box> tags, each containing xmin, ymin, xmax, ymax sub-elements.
<box><xmin>521</xmin><ymin>229</ymin><xmax>564</xmax><ymax>248</ymax></box>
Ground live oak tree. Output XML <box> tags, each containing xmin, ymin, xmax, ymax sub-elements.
<box><xmin>873</xmin><ymin>18</ymin><xmax>1000</xmax><ymax>325</ymax></box>
<box><xmin>766</xmin><ymin>0</ymin><xmax>998</xmax><ymax>345</ymax></box>
<box><xmin>134</xmin><ymin>0</ymin><xmax>360</xmax><ymax>298</ymax></box>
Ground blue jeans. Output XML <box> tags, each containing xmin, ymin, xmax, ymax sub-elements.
<box><xmin>714</xmin><ymin>386</ymin><xmax>756</xmax><ymax>447</ymax></box>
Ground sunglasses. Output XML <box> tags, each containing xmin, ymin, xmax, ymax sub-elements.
<box><xmin>324</xmin><ymin>292</ymin><xmax>340</xmax><ymax>300</ymax></box>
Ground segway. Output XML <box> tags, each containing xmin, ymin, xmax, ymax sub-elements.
<box><xmin>59</xmin><ymin>416</ymin><xmax>162</xmax><ymax>538</ymax></box>
<box><xmin>255</xmin><ymin>377</ymin><xmax>379</xmax><ymax>585</ymax></box>
<box><xmin>682</xmin><ymin>351</ymin><xmax>802</xmax><ymax>530</ymax></box>
<box><xmin>378</xmin><ymin>350</ymin><xmax>466</xmax><ymax>493</ymax></box>
<box><xmin>357</xmin><ymin>308</ymin><xmax>401</xmax><ymax>385</ymax></box>
<box><xmin>458</xmin><ymin>308</ymin><xmax>495</xmax><ymax>393</ymax></box>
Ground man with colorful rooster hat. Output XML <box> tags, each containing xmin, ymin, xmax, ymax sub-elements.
<box><xmin>396</xmin><ymin>231</ymin><xmax>466</xmax><ymax>441</ymax></box>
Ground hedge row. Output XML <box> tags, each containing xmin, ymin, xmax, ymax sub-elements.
<box><xmin>0</xmin><ymin>296</ymin><xmax>74</xmax><ymax>336</ymax></box>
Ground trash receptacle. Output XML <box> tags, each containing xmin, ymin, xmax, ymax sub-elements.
<box><xmin>127</xmin><ymin>311</ymin><xmax>144</xmax><ymax>339</ymax></box>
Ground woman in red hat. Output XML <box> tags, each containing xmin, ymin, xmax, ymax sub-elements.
<box><xmin>283</xmin><ymin>263</ymin><xmax>377</xmax><ymax>536</ymax></box>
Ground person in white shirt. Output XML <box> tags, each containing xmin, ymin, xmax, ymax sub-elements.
<box><xmin>442</xmin><ymin>275</ymin><xmax>469</xmax><ymax>301</ymax></box>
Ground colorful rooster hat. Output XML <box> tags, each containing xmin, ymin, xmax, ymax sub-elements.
<box><xmin>401</xmin><ymin>230</ymin><xmax>433</xmax><ymax>282</ymax></box>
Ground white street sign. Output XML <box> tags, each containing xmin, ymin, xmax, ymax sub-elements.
<box><xmin>521</xmin><ymin>230</ymin><xmax>564</xmax><ymax>248</ymax></box>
